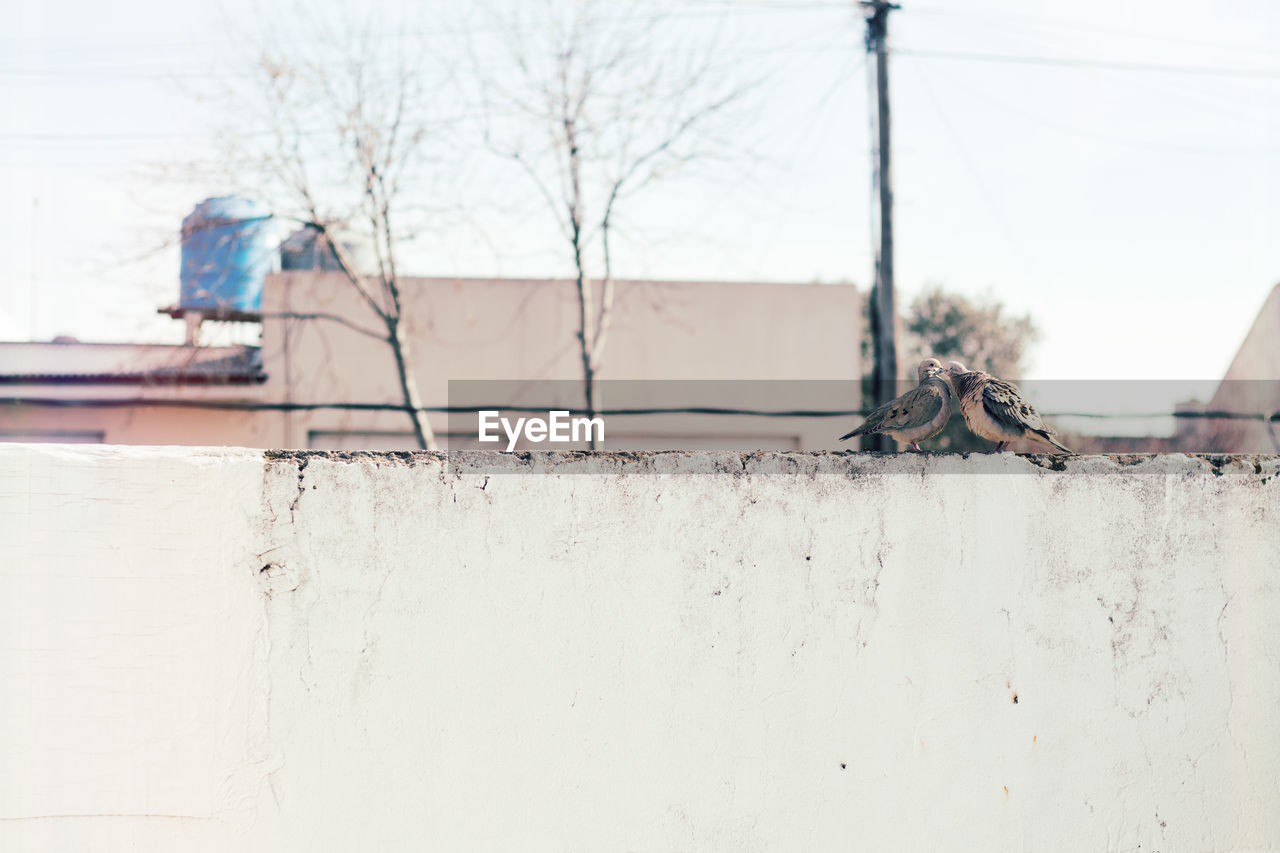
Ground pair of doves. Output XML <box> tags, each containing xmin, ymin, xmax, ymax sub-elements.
<box><xmin>841</xmin><ymin>359</ymin><xmax>1072</xmax><ymax>453</ymax></box>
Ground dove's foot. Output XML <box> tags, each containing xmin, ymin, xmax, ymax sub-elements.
<box><xmin>995</xmin><ymin>442</ymin><xmax>1011</xmax><ymax>452</ymax></box>
<box><xmin>909</xmin><ymin>443</ymin><xmax>922</xmax><ymax>452</ymax></box>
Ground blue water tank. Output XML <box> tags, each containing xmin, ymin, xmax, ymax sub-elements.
<box><xmin>280</xmin><ymin>225</ymin><xmax>376</xmax><ymax>275</ymax></box>
<box><xmin>179</xmin><ymin>197</ymin><xmax>276</xmax><ymax>314</ymax></box>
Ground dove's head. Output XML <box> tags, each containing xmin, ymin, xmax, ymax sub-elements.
<box><xmin>942</xmin><ymin>361</ymin><xmax>968</xmax><ymax>388</ymax></box>
<box><xmin>917</xmin><ymin>358</ymin><xmax>945</xmax><ymax>382</ymax></box>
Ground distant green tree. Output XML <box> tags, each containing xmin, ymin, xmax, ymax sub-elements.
<box><xmin>861</xmin><ymin>286</ymin><xmax>1041</xmax><ymax>451</ymax></box>
<box><xmin>902</xmin><ymin>286</ymin><xmax>1039</xmax><ymax>380</ymax></box>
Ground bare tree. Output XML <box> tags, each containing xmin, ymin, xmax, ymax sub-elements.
<box><xmin>473</xmin><ymin>0</ymin><xmax>749</xmax><ymax>442</ymax></box>
<box><xmin>194</xmin><ymin>13</ymin><xmax>458</xmax><ymax>450</ymax></box>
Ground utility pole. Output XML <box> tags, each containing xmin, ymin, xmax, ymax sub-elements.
<box><xmin>862</xmin><ymin>0</ymin><xmax>899</xmax><ymax>451</ymax></box>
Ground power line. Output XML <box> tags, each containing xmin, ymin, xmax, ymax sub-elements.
<box><xmin>907</xmin><ymin>5</ymin><xmax>1280</xmax><ymax>58</ymax></box>
<box><xmin>919</xmin><ymin>70</ymin><xmax>1280</xmax><ymax>156</ymax></box>
<box><xmin>0</xmin><ymin>131</ymin><xmax>214</xmax><ymax>142</ymax></box>
<box><xmin>7</xmin><ymin>39</ymin><xmax>1278</xmax><ymax>86</ymax></box>
<box><xmin>904</xmin><ymin>58</ymin><xmax>1046</xmax><ymax>291</ymax></box>
<box><xmin>0</xmin><ymin>2</ymin><xmax>853</xmax><ymax>49</ymax></box>
<box><xmin>896</xmin><ymin>48</ymin><xmax>1280</xmax><ymax>80</ymax></box>
<box><xmin>0</xmin><ymin>106</ymin><xmax>541</xmax><ymax>144</ymax></box>
<box><xmin>1</xmin><ymin>397</ymin><xmax>1276</xmax><ymax>423</ymax></box>
<box><xmin>0</xmin><ymin>35</ymin><xmax>853</xmax><ymax>88</ymax></box>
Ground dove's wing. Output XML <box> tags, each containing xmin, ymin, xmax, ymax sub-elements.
<box><xmin>981</xmin><ymin>377</ymin><xmax>1039</xmax><ymax>434</ymax></box>
<box><xmin>839</xmin><ymin>396</ymin><xmax>898</xmax><ymax>439</ymax></box>
<box><xmin>987</xmin><ymin>377</ymin><xmax>1069</xmax><ymax>449</ymax></box>
<box><xmin>879</xmin><ymin>382</ymin><xmax>946</xmax><ymax>431</ymax></box>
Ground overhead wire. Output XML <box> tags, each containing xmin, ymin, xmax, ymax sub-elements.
<box><xmin>894</xmin><ymin>48</ymin><xmax>1280</xmax><ymax>80</ymax></box>
<box><xmin>1</xmin><ymin>396</ymin><xmax>1276</xmax><ymax>424</ymax></box>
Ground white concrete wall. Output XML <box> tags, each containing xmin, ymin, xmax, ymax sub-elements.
<box><xmin>4</xmin><ymin>445</ymin><xmax>1279</xmax><ymax>852</ymax></box>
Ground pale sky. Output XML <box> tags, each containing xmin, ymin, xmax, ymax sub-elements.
<box><xmin>2</xmin><ymin>0</ymin><xmax>1277</xmax><ymax>384</ymax></box>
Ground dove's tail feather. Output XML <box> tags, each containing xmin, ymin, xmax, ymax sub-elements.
<box><xmin>1039</xmin><ymin>431</ymin><xmax>1073</xmax><ymax>454</ymax></box>
<box><xmin>839</xmin><ymin>424</ymin><xmax>871</xmax><ymax>441</ymax></box>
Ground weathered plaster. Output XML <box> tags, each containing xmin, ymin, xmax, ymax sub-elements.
<box><xmin>4</xmin><ymin>446</ymin><xmax>1278</xmax><ymax>852</ymax></box>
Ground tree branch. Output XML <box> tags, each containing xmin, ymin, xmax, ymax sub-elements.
<box><xmin>260</xmin><ymin>311</ymin><xmax>388</xmax><ymax>342</ymax></box>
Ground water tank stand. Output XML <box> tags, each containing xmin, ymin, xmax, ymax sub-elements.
<box><xmin>158</xmin><ymin>304</ymin><xmax>262</xmax><ymax>348</ymax></box>
<box><xmin>157</xmin><ymin>304</ymin><xmax>263</xmax><ymax>323</ymax></box>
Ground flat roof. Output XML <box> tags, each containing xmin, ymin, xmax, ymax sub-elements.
<box><xmin>0</xmin><ymin>342</ymin><xmax>266</xmax><ymax>386</ymax></box>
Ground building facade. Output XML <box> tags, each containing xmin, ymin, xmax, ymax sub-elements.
<box><xmin>0</xmin><ymin>274</ymin><xmax>864</xmax><ymax>451</ymax></box>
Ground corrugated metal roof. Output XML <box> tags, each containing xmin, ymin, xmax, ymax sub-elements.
<box><xmin>0</xmin><ymin>343</ymin><xmax>266</xmax><ymax>385</ymax></box>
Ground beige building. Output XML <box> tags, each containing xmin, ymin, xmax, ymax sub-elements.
<box><xmin>1198</xmin><ymin>282</ymin><xmax>1280</xmax><ymax>453</ymax></box>
<box><xmin>0</xmin><ymin>273</ymin><xmax>863</xmax><ymax>450</ymax></box>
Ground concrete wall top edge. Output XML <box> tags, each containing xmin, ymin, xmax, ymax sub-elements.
<box><xmin>275</xmin><ymin>449</ymin><xmax>1280</xmax><ymax>478</ymax></box>
<box><xmin>4</xmin><ymin>443</ymin><xmax>1275</xmax><ymax>478</ymax></box>
<box><xmin>0</xmin><ymin>443</ymin><xmax>264</xmax><ymax>463</ymax></box>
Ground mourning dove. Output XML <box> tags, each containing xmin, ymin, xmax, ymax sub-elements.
<box><xmin>943</xmin><ymin>361</ymin><xmax>1072</xmax><ymax>453</ymax></box>
<box><xmin>840</xmin><ymin>358</ymin><xmax>953</xmax><ymax>451</ymax></box>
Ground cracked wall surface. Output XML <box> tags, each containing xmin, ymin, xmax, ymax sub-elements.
<box><xmin>3</xmin><ymin>446</ymin><xmax>1279</xmax><ymax>852</ymax></box>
